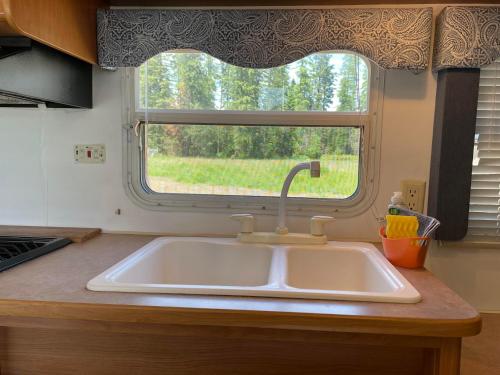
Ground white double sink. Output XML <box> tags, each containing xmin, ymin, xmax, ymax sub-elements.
<box><xmin>87</xmin><ymin>238</ymin><xmax>421</xmax><ymax>303</ymax></box>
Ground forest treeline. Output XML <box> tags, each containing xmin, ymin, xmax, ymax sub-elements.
<box><xmin>140</xmin><ymin>52</ymin><xmax>367</xmax><ymax>159</ymax></box>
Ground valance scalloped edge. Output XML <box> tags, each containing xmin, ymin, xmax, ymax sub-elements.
<box><xmin>433</xmin><ymin>6</ymin><xmax>500</xmax><ymax>72</ymax></box>
<box><xmin>97</xmin><ymin>8</ymin><xmax>433</xmax><ymax>72</ymax></box>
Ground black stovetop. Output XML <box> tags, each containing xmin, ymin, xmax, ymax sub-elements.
<box><xmin>0</xmin><ymin>236</ymin><xmax>72</xmax><ymax>272</ymax></box>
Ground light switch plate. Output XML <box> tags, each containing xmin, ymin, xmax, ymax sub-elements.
<box><xmin>401</xmin><ymin>179</ymin><xmax>426</xmax><ymax>212</ymax></box>
<box><xmin>74</xmin><ymin>144</ymin><xmax>106</xmax><ymax>164</ymax></box>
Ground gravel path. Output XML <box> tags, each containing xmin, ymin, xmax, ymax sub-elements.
<box><xmin>147</xmin><ymin>176</ymin><xmax>342</xmax><ymax>198</ymax></box>
<box><xmin>147</xmin><ymin>176</ymin><xmax>278</xmax><ymax>196</ymax></box>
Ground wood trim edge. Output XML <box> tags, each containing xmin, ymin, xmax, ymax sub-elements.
<box><xmin>0</xmin><ymin>0</ymin><xmax>22</xmax><ymax>35</ymax></box>
<box><xmin>0</xmin><ymin>299</ymin><xmax>482</xmax><ymax>338</ymax></box>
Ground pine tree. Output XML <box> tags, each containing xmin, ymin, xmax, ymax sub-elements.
<box><xmin>139</xmin><ymin>53</ymin><xmax>174</xmax><ymax>109</ymax></box>
<box><xmin>310</xmin><ymin>54</ymin><xmax>335</xmax><ymax>111</ymax></box>
<box><xmin>168</xmin><ymin>53</ymin><xmax>218</xmax><ymax>156</ymax></box>
<box><xmin>296</xmin><ymin>60</ymin><xmax>314</xmax><ymax>110</ymax></box>
<box><xmin>337</xmin><ymin>54</ymin><xmax>368</xmax><ymax>112</ymax></box>
<box><xmin>140</xmin><ymin>53</ymin><xmax>175</xmax><ymax>155</ymax></box>
<box><xmin>335</xmin><ymin>55</ymin><xmax>369</xmax><ymax>155</ymax></box>
<box><xmin>260</xmin><ymin>66</ymin><xmax>289</xmax><ymax>111</ymax></box>
<box><xmin>220</xmin><ymin>64</ymin><xmax>263</xmax><ymax>158</ymax></box>
<box><xmin>220</xmin><ymin>65</ymin><xmax>261</xmax><ymax>111</ymax></box>
<box><xmin>173</xmin><ymin>53</ymin><xmax>216</xmax><ymax>110</ymax></box>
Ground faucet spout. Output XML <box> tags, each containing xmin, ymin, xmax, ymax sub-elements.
<box><xmin>276</xmin><ymin>161</ymin><xmax>320</xmax><ymax>234</ymax></box>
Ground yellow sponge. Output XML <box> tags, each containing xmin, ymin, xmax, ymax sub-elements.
<box><xmin>385</xmin><ymin>215</ymin><xmax>419</xmax><ymax>239</ymax></box>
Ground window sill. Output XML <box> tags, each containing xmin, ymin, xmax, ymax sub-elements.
<box><xmin>437</xmin><ymin>239</ymin><xmax>500</xmax><ymax>250</ymax></box>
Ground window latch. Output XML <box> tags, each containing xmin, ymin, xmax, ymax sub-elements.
<box><xmin>133</xmin><ymin>120</ymin><xmax>142</xmax><ymax>137</ymax></box>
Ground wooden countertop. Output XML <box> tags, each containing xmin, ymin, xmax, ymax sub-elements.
<box><xmin>0</xmin><ymin>225</ymin><xmax>101</xmax><ymax>243</ymax></box>
<box><xmin>0</xmin><ymin>234</ymin><xmax>480</xmax><ymax>337</ymax></box>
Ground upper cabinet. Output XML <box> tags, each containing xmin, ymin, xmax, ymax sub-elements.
<box><xmin>0</xmin><ymin>0</ymin><xmax>106</xmax><ymax>64</ymax></box>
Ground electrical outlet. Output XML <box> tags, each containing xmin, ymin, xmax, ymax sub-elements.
<box><xmin>401</xmin><ymin>180</ymin><xmax>426</xmax><ymax>212</ymax></box>
<box><xmin>74</xmin><ymin>144</ymin><xmax>106</xmax><ymax>164</ymax></box>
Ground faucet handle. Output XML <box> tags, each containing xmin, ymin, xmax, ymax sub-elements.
<box><xmin>231</xmin><ymin>214</ymin><xmax>255</xmax><ymax>233</ymax></box>
<box><xmin>310</xmin><ymin>216</ymin><xmax>335</xmax><ymax>236</ymax></box>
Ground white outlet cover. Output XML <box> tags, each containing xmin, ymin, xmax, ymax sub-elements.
<box><xmin>401</xmin><ymin>179</ymin><xmax>426</xmax><ymax>212</ymax></box>
<box><xmin>74</xmin><ymin>144</ymin><xmax>106</xmax><ymax>164</ymax></box>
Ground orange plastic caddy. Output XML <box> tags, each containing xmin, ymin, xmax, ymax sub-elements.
<box><xmin>379</xmin><ymin>228</ymin><xmax>430</xmax><ymax>269</ymax></box>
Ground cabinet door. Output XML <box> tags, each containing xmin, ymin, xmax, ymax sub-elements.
<box><xmin>0</xmin><ymin>0</ymin><xmax>106</xmax><ymax>64</ymax></box>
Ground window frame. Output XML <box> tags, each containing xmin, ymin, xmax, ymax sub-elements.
<box><xmin>122</xmin><ymin>51</ymin><xmax>384</xmax><ymax>218</ymax></box>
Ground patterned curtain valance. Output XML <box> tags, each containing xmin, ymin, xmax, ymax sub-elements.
<box><xmin>433</xmin><ymin>6</ymin><xmax>500</xmax><ymax>72</ymax></box>
<box><xmin>97</xmin><ymin>8</ymin><xmax>433</xmax><ymax>72</ymax></box>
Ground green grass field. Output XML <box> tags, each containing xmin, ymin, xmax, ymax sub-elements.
<box><xmin>147</xmin><ymin>155</ymin><xmax>359</xmax><ymax>198</ymax></box>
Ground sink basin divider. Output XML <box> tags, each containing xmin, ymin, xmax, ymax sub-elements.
<box><xmin>267</xmin><ymin>247</ymin><xmax>286</xmax><ymax>289</ymax></box>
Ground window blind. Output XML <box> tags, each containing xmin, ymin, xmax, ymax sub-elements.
<box><xmin>468</xmin><ymin>58</ymin><xmax>500</xmax><ymax>239</ymax></box>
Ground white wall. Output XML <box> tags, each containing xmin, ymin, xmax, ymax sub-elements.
<box><xmin>0</xmin><ymin>66</ymin><xmax>435</xmax><ymax>235</ymax></box>
<box><xmin>0</xmin><ymin>64</ymin><xmax>498</xmax><ymax>311</ymax></box>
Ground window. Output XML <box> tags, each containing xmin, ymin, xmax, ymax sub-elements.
<box><xmin>124</xmin><ymin>51</ymin><xmax>382</xmax><ymax>216</ymax></box>
<box><xmin>468</xmin><ymin>58</ymin><xmax>500</xmax><ymax>240</ymax></box>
